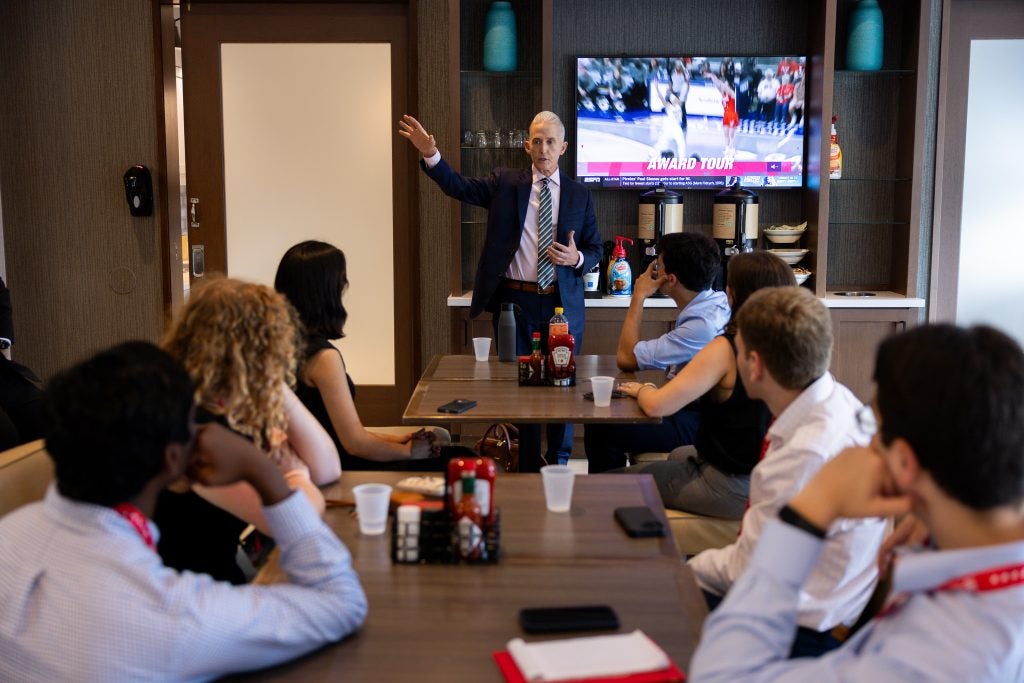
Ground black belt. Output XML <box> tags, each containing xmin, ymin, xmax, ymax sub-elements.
<box><xmin>501</xmin><ymin>278</ymin><xmax>556</xmax><ymax>296</ymax></box>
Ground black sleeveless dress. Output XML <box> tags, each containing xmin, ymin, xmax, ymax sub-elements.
<box><xmin>693</xmin><ymin>333</ymin><xmax>772</xmax><ymax>476</ymax></box>
<box><xmin>293</xmin><ymin>336</ymin><xmax>391</xmax><ymax>471</ymax></box>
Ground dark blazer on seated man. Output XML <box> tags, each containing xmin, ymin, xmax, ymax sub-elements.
<box><xmin>400</xmin><ymin>111</ymin><xmax>601</xmax><ymax>468</ymax></box>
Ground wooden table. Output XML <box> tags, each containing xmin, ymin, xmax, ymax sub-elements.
<box><xmin>236</xmin><ymin>472</ymin><xmax>708</xmax><ymax>681</ymax></box>
<box><xmin>403</xmin><ymin>355</ymin><xmax>663</xmax><ymax>426</ymax></box>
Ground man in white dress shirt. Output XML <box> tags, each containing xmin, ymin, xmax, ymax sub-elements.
<box><xmin>0</xmin><ymin>342</ymin><xmax>367</xmax><ymax>682</ymax></box>
<box><xmin>691</xmin><ymin>323</ymin><xmax>1024</xmax><ymax>682</ymax></box>
<box><xmin>689</xmin><ymin>286</ymin><xmax>886</xmax><ymax>657</ymax></box>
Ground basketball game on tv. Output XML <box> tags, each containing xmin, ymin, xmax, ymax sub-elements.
<box><xmin>575</xmin><ymin>55</ymin><xmax>806</xmax><ymax>189</ymax></box>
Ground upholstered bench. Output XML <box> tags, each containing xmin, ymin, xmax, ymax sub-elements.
<box><xmin>0</xmin><ymin>439</ymin><xmax>53</xmax><ymax>518</ymax></box>
<box><xmin>631</xmin><ymin>446</ymin><xmax>742</xmax><ymax>556</ymax></box>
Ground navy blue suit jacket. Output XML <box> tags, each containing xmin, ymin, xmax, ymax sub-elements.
<box><xmin>422</xmin><ymin>157</ymin><xmax>601</xmax><ymax>334</ymax></box>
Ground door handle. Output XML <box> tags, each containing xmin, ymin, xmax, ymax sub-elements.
<box><xmin>189</xmin><ymin>197</ymin><xmax>200</xmax><ymax>228</ymax></box>
<box><xmin>191</xmin><ymin>244</ymin><xmax>205</xmax><ymax>278</ymax></box>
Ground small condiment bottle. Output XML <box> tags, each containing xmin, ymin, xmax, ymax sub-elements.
<box><xmin>474</xmin><ymin>456</ymin><xmax>497</xmax><ymax>526</ymax></box>
<box><xmin>455</xmin><ymin>471</ymin><xmax>483</xmax><ymax>561</ymax></box>
<box><xmin>396</xmin><ymin>504</ymin><xmax>421</xmax><ymax>562</ymax></box>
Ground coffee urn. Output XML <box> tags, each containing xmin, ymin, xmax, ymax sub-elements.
<box><xmin>712</xmin><ymin>181</ymin><xmax>758</xmax><ymax>287</ymax></box>
<box><xmin>638</xmin><ymin>185</ymin><xmax>683</xmax><ymax>295</ymax></box>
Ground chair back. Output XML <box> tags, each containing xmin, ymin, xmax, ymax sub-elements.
<box><xmin>0</xmin><ymin>439</ymin><xmax>53</xmax><ymax>518</ymax></box>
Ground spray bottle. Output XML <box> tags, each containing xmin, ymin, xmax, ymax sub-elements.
<box><xmin>607</xmin><ymin>236</ymin><xmax>634</xmax><ymax>297</ymax></box>
<box><xmin>829</xmin><ymin>115</ymin><xmax>843</xmax><ymax>179</ymax></box>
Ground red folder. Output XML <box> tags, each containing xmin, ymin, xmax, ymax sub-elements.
<box><xmin>492</xmin><ymin>650</ymin><xmax>686</xmax><ymax>683</ymax></box>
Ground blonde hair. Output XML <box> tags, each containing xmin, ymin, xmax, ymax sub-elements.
<box><xmin>162</xmin><ymin>277</ymin><xmax>302</xmax><ymax>450</ymax></box>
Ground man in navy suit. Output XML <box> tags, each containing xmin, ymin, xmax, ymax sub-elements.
<box><xmin>400</xmin><ymin>111</ymin><xmax>601</xmax><ymax>470</ymax></box>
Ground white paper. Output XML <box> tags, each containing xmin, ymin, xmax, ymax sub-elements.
<box><xmin>507</xmin><ymin>630</ymin><xmax>669</xmax><ymax>681</ymax></box>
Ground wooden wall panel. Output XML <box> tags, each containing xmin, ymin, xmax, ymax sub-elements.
<box><xmin>415</xmin><ymin>0</ymin><xmax>455</xmax><ymax>369</ymax></box>
<box><xmin>0</xmin><ymin>0</ymin><xmax>166</xmax><ymax>379</ymax></box>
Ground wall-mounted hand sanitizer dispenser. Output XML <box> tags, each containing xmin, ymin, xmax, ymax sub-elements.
<box><xmin>123</xmin><ymin>164</ymin><xmax>153</xmax><ymax>217</ymax></box>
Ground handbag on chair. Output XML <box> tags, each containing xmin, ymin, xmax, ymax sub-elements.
<box><xmin>475</xmin><ymin>423</ymin><xmax>520</xmax><ymax>472</ymax></box>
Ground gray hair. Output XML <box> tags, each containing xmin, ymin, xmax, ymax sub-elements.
<box><xmin>530</xmin><ymin>111</ymin><xmax>565</xmax><ymax>140</ymax></box>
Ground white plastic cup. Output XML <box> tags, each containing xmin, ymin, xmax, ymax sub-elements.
<box><xmin>541</xmin><ymin>465</ymin><xmax>575</xmax><ymax>513</ymax></box>
<box><xmin>591</xmin><ymin>376</ymin><xmax>615</xmax><ymax>407</ymax></box>
<box><xmin>352</xmin><ymin>483</ymin><xmax>392</xmax><ymax>535</ymax></box>
<box><xmin>472</xmin><ymin>337</ymin><xmax>492</xmax><ymax>362</ymax></box>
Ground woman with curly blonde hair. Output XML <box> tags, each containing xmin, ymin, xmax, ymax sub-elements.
<box><xmin>154</xmin><ymin>277</ymin><xmax>340</xmax><ymax>583</ymax></box>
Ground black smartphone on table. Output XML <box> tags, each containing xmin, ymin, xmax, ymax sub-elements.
<box><xmin>614</xmin><ymin>506</ymin><xmax>666</xmax><ymax>538</ymax></box>
<box><xmin>437</xmin><ymin>398</ymin><xmax>477</xmax><ymax>414</ymax></box>
<box><xmin>519</xmin><ymin>605</ymin><xmax>620</xmax><ymax>634</ymax></box>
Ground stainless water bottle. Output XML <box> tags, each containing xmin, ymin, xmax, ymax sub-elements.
<box><xmin>497</xmin><ymin>303</ymin><xmax>517</xmax><ymax>362</ymax></box>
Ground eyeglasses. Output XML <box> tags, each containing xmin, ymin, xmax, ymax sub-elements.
<box><xmin>855</xmin><ymin>404</ymin><xmax>878</xmax><ymax>436</ymax></box>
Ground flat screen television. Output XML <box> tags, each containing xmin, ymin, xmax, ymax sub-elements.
<box><xmin>575</xmin><ymin>56</ymin><xmax>806</xmax><ymax>189</ymax></box>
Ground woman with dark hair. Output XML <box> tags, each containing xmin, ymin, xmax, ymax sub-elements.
<box><xmin>275</xmin><ymin>241</ymin><xmax>439</xmax><ymax>470</ymax></box>
<box><xmin>615</xmin><ymin>251</ymin><xmax>796</xmax><ymax>517</ymax></box>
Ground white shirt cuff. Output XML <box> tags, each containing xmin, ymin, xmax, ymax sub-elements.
<box><xmin>424</xmin><ymin>150</ymin><xmax>441</xmax><ymax>168</ymax></box>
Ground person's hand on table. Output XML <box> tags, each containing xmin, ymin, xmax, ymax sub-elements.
<box><xmin>618</xmin><ymin>381</ymin><xmax>656</xmax><ymax>399</ymax></box>
<box><xmin>547</xmin><ymin>230</ymin><xmax>580</xmax><ymax>268</ymax></box>
<box><xmin>409</xmin><ymin>428</ymin><xmax>441</xmax><ymax>460</ymax></box>
<box><xmin>632</xmin><ymin>260</ymin><xmax>666</xmax><ymax>300</ymax></box>
<box><xmin>398</xmin><ymin>114</ymin><xmax>438</xmax><ymax>158</ymax></box>
<box><xmin>269</xmin><ymin>440</ymin><xmax>310</xmax><ymax>480</ymax></box>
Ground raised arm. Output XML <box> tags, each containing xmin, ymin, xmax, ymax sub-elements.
<box><xmin>619</xmin><ymin>335</ymin><xmax>733</xmax><ymax>416</ymax></box>
<box><xmin>283</xmin><ymin>384</ymin><xmax>341</xmax><ymax>485</ymax></box>
<box><xmin>616</xmin><ymin>261</ymin><xmax>666</xmax><ymax>371</ymax></box>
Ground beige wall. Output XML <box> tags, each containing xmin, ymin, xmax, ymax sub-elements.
<box><xmin>0</xmin><ymin>0</ymin><xmax>467</xmax><ymax>381</ymax></box>
<box><xmin>0</xmin><ymin>0</ymin><xmax>167</xmax><ymax>378</ymax></box>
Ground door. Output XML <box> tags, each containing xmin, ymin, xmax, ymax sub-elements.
<box><xmin>931</xmin><ymin>0</ymin><xmax>1024</xmax><ymax>343</ymax></box>
<box><xmin>181</xmin><ymin>3</ymin><xmax>415</xmax><ymax>425</ymax></box>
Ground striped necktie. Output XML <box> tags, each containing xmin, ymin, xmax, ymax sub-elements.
<box><xmin>537</xmin><ymin>178</ymin><xmax>553</xmax><ymax>289</ymax></box>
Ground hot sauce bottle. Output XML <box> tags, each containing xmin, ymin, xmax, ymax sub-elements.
<box><xmin>474</xmin><ymin>456</ymin><xmax>497</xmax><ymax>526</ymax></box>
<box><xmin>447</xmin><ymin>456</ymin><xmax>473</xmax><ymax>511</ymax></box>
<box><xmin>455</xmin><ymin>471</ymin><xmax>483</xmax><ymax>561</ymax></box>
<box><xmin>547</xmin><ymin>307</ymin><xmax>575</xmax><ymax>386</ymax></box>
<box><xmin>529</xmin><ymin>332</ymin><xmax>546</xmax><ymax>386</ymax></box>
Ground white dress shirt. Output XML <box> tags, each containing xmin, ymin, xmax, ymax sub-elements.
<box><xmin>424</xmin><ymin>151</ymin><xmax>582</xmax><ymax>279</ymax></box>
<box><xmin>691</xmin><ymin>520</ymin><xmax>1024</xmax><ymax>682</ymax></box>
<box><xmin>689</xmin><ymin>373</ymin><xmax>887</xmax><ymax>630</ymax></box>
<box><xmin>0</xmin><ymin>486</ymin><xmax>367</xmax><ymax>682</ymax></box>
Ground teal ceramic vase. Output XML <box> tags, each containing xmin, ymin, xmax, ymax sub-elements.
<box><xmin>846</xmin><ymin>0</ymin><xmax>884</xmax><ymax>70</ymax></box>
<box><xmin>483</xmin><ymin>1</ymin><xmax>517</xmax><ymax>72</ymax></box>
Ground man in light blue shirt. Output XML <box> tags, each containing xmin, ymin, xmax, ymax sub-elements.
<box><xmin>585</xmin><ymin>232</ymin><xmax>729</xmax><ymax>472</ymax></box>
<box><xmin>0</xmin><ymin>342</ymin><xmax>367</xmax><ymax>682</ymax></box>
<box><xmin>691</xmin><ymin>324</ymin><xmax>1024</xmax><ymax>682</ymax></box>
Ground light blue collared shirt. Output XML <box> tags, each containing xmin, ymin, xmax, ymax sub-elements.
<box><xmin>632</xmin><ymin>289</ymin><xmax>730</xmax><ymax>377</ymax></box>
<box><xmin>0</xmin><ymin>486</ymin><xmax>367</xmax><ymax>682</ymax></box>
<box><xmin>690</xmin><ymin>519</ymin><xmax>1024</xmax><ymax>682</ymax></box>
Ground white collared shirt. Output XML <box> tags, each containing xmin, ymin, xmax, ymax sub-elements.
<box><xmin>505</xmin><ymin>167</ymin><xmax>562</xmax><ymax>282</ymax></box>
<box><xmin>689</xmin><ymin>373</ymin><xmax>887</xmax><ymax>631</ymax></box>
<box><xmin>0</xmin><ymin>486</ymin><xmax>367</xmax><ymax>682</ymax></box>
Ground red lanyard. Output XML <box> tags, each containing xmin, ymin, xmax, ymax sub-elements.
<box><xmin>935</xmin><ymin>562</ymin><xmax>1024</xmax><ymax>593</ymax></box>
<box><xmin>113</xmin><ymin>503</ymin><xmax>156</xmax><ymax>551</ymax></box>
<box><xmin>878</xmin><ymin>561</ymin><xmax>1024</xmax><ymax>619</ymax></box>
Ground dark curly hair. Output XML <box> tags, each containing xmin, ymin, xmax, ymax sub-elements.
<box><xmin>658</xmin><ymin>232</ymin><xmax>721</xmax><ymax>292</ymax></box>
<box><xmin>275</xmin><ymin>240</ymin><xmax>349</xmax><ymax>341</ymax></box>
<box><xmin>44</xmin><ymin>341</ymin><xmax>194</xmax><ymax>506</ymax></box>
<box><xmin>874</xmin><ymin>324</ymin><xmax>1024</xmax><ymax>510</ymax></box>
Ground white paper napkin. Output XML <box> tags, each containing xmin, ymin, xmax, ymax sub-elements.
<box><xmin>507</xmin><ymin>629</ymin><xmax>670</xmax><ymax>681</ymax></box>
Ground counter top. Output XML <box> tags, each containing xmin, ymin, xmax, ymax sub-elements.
<box><xmin>447</xmin><ymin>290</ymin><xmax>926</xmax><ymax>309</ymax></box>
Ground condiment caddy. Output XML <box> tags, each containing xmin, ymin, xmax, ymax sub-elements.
<box><xmin>391</xmin><ymin>455</ymin><xmax>502</xmax><ymax>565</ymax></box>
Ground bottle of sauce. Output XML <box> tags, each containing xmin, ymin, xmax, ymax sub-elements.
<box><xmin>528</xmin><ymin>331</ymin><xmax>546</xmax><ymax>386</ymax></box>
<box><xmin>455</xmin><ymin>470</ymin><xmax>483</xmax><ymax>560</ymax></box>
<box><xmin>474</xmin><ymin>456</ymin><xmax>497</xmax><ymax>526</ymax></box>
<box><xmin>547</xmin><ymin>307</ymin><xmax>576</xmax><ymax>387</ymax></box>
<box><xmin>447</xmin><ymin>456</ymin><xmax>473</xmax><ymax>511</ymax></box>
<box><xmin>829</xmin><ymin>115</ymin><xmax>843</xmax><ymax>179</ymax></box>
